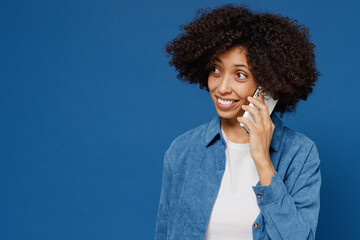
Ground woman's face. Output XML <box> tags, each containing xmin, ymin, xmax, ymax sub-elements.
<box><xmin>208</xmin><ymin>46</ymin><xmax>258</xmax><ymax>122</ymax></box>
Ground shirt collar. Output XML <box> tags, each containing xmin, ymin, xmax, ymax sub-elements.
<box><xmin>205</xmin><ymin>113</ymin><xmax>284</xmax><ymax>151</ymax></box>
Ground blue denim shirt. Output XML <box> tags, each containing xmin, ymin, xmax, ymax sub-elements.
<box><xmin>155</xmin><ymin>113</ymin><xmax>321</xmax><ymax>240</ymax></box>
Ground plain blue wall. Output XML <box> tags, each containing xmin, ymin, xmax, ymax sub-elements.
<box><xmin>1</xmin><ymin>0</ymin><xmax>359</xmax><ymax>239</ymax></box>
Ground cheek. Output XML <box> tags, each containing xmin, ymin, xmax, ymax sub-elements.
<box><xmin>233</xmin><ymin>83</ymin><xmax>257</xmax><ymax>98</ymax></box>
<box><xmin>207</xmin><ymin>77</ymin><xmax>216</xmax><ymax>91</ymax></box>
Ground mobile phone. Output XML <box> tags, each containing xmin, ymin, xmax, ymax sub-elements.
<box><xmin>240</xmin><ymin>86</ymin><xmax>279</xmax><ymax>135</ymax></box>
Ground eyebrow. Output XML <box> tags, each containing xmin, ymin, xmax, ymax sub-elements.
<box><xmin>215</xmin><ymin>57</ymin><xmax>250</xmax><ymax>70</ymax></box>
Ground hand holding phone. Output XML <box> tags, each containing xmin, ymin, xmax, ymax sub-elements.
<box><xmin>240</xmin><ymin>87</ymin><xmax>279</xmax><ymax>135</ymax></box>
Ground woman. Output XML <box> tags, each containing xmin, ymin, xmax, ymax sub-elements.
<box><xmin>155</xmin><ymin>4</ymin><xmax>321</xmax><ymax>240</ymax></box>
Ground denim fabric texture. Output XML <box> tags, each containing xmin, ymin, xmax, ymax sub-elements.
<box><xmin>154</xmin><ymin>112</ymin><xmax>321</xmax><ymax>240</ymax></box>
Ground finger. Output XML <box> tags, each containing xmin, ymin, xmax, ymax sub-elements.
<box><xmin>258</xmin><ymin>92</ymin><xmax>271</xmax><ymax>121</ymax></box>
<box><xmin>248</xmin><ymin>94</ymin><xmax>275</xmax><ymax>132</ymax></box>
<box><xmin>247</xmin><ymin>95</ymin><xmax>270</xmax><ymax>117</ymax></box>
<box><xmin>257</xmin><ymin>93</ymin><xmax>276</xmax><ymax>132</ymax></box>
<box><xmin>237</xmin><ymin>116</ymin><xmax>256</xmax><ymax>133</ymax></box>
<box><xmin>241</xmin><ymin>103</ymin><xmax>263</xmax><ymax>126</ymax></box>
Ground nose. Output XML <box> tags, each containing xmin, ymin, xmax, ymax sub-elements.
<box><xmin>218</xmin><ymin>75</ymin><xmax>232</xmax><ymax>94</ymax></box>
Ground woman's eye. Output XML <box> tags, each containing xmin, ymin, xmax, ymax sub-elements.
<box><xmin>212</xmin><ymin>66</ymin><xmax>220</xmax><ymax>74</ymax></box>
<box><xmin>236</xmin><ymin>72</ymin><xmax>247</xmax><ymax>79</ymax></box>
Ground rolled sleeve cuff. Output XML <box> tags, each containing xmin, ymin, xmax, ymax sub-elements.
<box><xmin>252</xmin><ymin>171</ymin><xmax>287</xmax><ymax>205</ymax></box>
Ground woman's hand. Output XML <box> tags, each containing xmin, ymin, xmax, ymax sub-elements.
<box><xmin>237</xmin><ymin>92</ymin><xmax>276</xmax><ymax>185</ymax></box>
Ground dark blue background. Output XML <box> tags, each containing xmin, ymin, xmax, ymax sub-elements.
<box><xmin>1</xmin><ymin>0</ymin><xmax>359</xmax><ymax>239</ymax></box>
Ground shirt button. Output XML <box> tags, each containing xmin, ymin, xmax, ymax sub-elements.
<box><xmin>254</xmin><ymin>223</ymin><xmax>259</xmax><ymax>228</ymax></box>
<box><xmin>224</xmin><ymin>144</ymin><xmax>227</xmax><ymax>150</ymax></box>
<box><xmin>257</xmin><ymin>194</ymin><xmax>262</xmax><ymax>199</ymax></box>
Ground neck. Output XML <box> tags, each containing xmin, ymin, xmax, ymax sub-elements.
<box><xmin>221</xmin><ymin>117</ymin><xmax>250</xmax><ymax>144</ymax></box>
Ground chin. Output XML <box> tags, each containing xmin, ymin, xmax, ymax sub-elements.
<box><xmin>214</xmin><ymin>105</ymin><xmax>244</xmax><ymax>119</ymax></box>
<box><xmin>215</xmin><ymin>109</ymin><xmax>239</xmax><ymax>119</ymax></box>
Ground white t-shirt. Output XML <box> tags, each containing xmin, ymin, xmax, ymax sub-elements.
<box><xmin>205</xmin><ymin>127</ymin><xmax>260</xmax><ymax>240</ymax></box>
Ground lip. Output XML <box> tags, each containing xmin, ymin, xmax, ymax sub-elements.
<box><xmin>215</xmin><ymin>96</ymin><xmax>239</xmax><ymax>110</ymax></box>
<box><xmin>216</xmin><ymin>95</ymin><xmax>239</xmax><ymax>101</ymax></box>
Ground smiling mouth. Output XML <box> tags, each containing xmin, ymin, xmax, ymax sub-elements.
<box><xmin>216</xmin><ymin>96</ymin><xmax>240</xmax><ymax>105</ymax></box>
<box><xmin>215</xmin><ymin>96</ymin><xmax>240</xmax><ymax>110</ymax></box>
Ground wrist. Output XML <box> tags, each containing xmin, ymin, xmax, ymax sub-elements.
<box><xmin>255</xmin><ymin>158</ymin><xmax>275</xmax><ymax>186</ymax></box>
<box><xmin>254</xmin><ymin>155</ymin><xmax>273</xmax><ymax>170</ymax></box>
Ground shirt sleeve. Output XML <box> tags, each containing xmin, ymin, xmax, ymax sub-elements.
<box><xmin>154</xmin><ymin>150</ymin><xmax>172</xmax><ymax>240</ymax></box>
<box><xmin>252</xmin><ymin>143</ymin><xmax>321</xmax><ymax>240</ymax></box>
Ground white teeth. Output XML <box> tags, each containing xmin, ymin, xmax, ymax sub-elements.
<box><xmin>218</xmin><ymin>98</ymin><xmax>235</xmax><ymax>105</ymax></box>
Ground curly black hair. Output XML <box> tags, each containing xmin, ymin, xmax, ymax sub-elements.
<box><xmin>163</xmin><ymin>4</ymin><xmax>320</xmax><ymax>117</ymax></box>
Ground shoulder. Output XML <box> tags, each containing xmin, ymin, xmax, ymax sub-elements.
<box><xmin>281</xmin><ymin>125</ymin><xmax>319</xmax><ymax>164</ymax></box>
<box><xmin>282</xmin><ymin>125</ymin><xmax>316</xmax><ymax>149</ymax></box>
<box><xmin>277</xmin><ymin>125</ymin><xmax>320</xmax><ymax>184</ymax></box>
<box><xmin>282</xmin><ymin>125</ymin><xmax>320</xmax><ymax>163</ymax></box>
<box><xmin>166</xmin><ymin>119</ymin><xmax>210</xmax><ymax>157</ymax></box>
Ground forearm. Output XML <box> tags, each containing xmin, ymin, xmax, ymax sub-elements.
<box><xmin>255</xmin><ymin>157</ymin><xmax>275</xmax><ymax>186</ymax></box>
<box><xmin>154</xmin><ymin>151</ymin><xmax>172</xmax><ymax>240</ymax></box>
<box><xmin>252</xmin><ymin>154</ymin><xmax>321</xmax><ymax>240</ymax></box>
<box><xmin>253</xmin><ymin>173</ymin><xmax>318</xmax><ymax>240</ymax></box>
